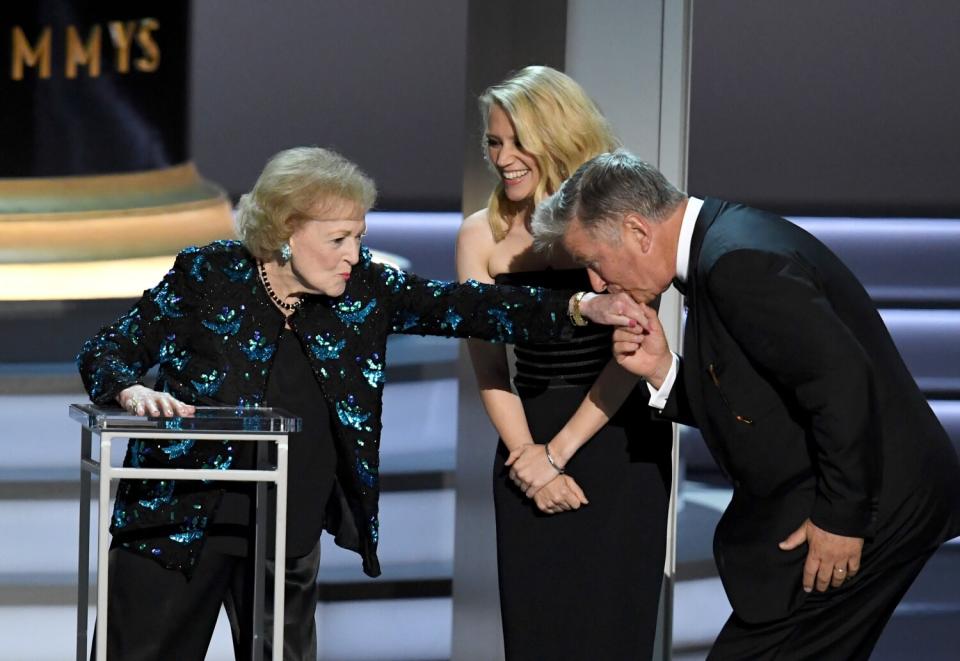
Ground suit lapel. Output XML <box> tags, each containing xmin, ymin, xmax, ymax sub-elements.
<box><xmin>681</xmin><ymin>198</ymin><xmax>725</xmax><ymax>430</ymax></box>
<box><xmin>686</xmin><ymin>197</ymin><xmax>724</xmax><ymax>304</ymax></box>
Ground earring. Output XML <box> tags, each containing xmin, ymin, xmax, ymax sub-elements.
<box><xmin>279</xmin><ymin>242</ymin><xmax>292</xmax><ymax>264</ymax></box>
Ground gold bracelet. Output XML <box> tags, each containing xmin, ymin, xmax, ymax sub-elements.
<box><xmin>569</xmin><ymin>291</ymin><xmax>589</xmax><ymax>327</ymax></box>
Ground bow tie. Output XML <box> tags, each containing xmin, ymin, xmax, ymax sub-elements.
<box><xmin>671</xmin><ymin>277</ymin><xmax>688</xmax><ymax>297</ymax></box>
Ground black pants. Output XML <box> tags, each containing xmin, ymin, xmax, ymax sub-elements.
<box><xmin>99</xmin><ymin>542</ymin><xmax>321</xmax><ymax>660</ymax></box>
<box><xmin>708</xmin><ymin>550</ymin><xmax>934</xmax><ymax>660</ymax></box>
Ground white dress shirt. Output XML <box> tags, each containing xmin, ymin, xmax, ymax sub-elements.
<box><xmin>647</xmin><ymin>196</ymin><xmax>703</xmax><ymax>410</ymax></box>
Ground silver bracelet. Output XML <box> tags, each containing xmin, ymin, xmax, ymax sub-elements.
<box><xmin>544</xmin><ymin>442</ymin><xmax>565</xmax><ymax>475</ymax></box>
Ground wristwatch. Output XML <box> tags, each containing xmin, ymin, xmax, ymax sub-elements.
<box><xmin>569</xmin><ymin>291</ymin><xmax>590</xmax><ymax>327</ymax></box>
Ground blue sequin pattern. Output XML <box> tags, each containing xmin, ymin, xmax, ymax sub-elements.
<box><xmin>335</xmin><ymin>297</ymin><xmax>377</xmax><ymax>329</ymax></box>
<box><xmin>425</xmin><ymin>280</ymin><xmax>456</xmax><ymax>298</ymax></box>
<box><xmin>169</xmin><ymin>530</ymin><xmax>204</xmax><ymax>545</ymax></box>
<box><xmin>391</xmin><ymin>311</ymin><xmax>419</xmax><ymax>332</ymax></box>
<box><xmin>160</xmin><ymin>439</ymin><xmax>195</xmax><ymax>459</ymax></box>
<box><xmin>379</xmin><ymin>265</ymin><xmax>407</xmax><ymax>292</ymax></box>
<box><xmin>204</xmin><ymin>452</ymin><xmax>234</xmax><ymax>471</ymax></box>
<box><xmin>116</xmin><ymin>310</ymin><xmax>143</xmax><ymax>345</ymax></box>
<box><xmin>191</xmin><ymin>367</ymin><xmax>226</xmax><ymax>397</ymax></box>
<box><xmin>137</xmin><ymin>481</ymin><xmax>176</xmax><ymax>511</ymax></box>
<box><xmin>223</xmin><ymin>256</ymin><xmax>254</xmax><ymax>283</ymax></box>
<box><xmin>442</xmin><ymin>308</ymin><xmax>463</xmax><ymax>331</ymax></box>
<box><xmin>360</xmin><ymin>353</ymin><xmax>384</xmax><ymax>388</ymax></box>
<box><xmin>337</xmin><ymin>400</ymin><xmax>373</xmax><ymax>432</ymax></box>
<box><xmin>152</xmin><ymin>281</ymin><xmax>185</xmax><ymax>319</ymax></box>
<box><xmin>202</xmin><ymin>306</ymin><xmax>243</xmax><ymax>336</ymax></box>
<box><xmin>487</xmin><ymin>308</ymin><xmax>513</xmax><ymax>338</ymax></box>
<box><xmin>355</xmin><ymin>451</ymin><xmax>378</xmax><ymax>488</ymax></box>
<box><xmin>190</xmin><ymin>253</ymin><xmax>209</xmax><ymax>282</ymax></box>
<box><xmin>307</xmin><ymin>333</ymin><xmax>345</xmax><ymax>361</ymax></box>
<box><xmin>158</xmin><ymin>334</ymin><xmax>190</xmax><ymax>371</ymax></box>
<box><xmin>240</xmin><ymin>331</ymin><xmax>276</xmax><ymax>362</ymax></box>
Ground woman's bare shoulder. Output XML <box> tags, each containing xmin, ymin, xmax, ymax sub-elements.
<box><xmin>458</xmin><ymin>208</ymin><xmax>496</xmax><ymax>246</ymax></box>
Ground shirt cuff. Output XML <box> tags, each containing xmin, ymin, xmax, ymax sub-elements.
<box><xmin>646</xmin><ymin>353</ymin><xmax>680</xmax><ymax>410</ymax></box>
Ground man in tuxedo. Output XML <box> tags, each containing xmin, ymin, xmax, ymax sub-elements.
<box><xmin>532</xmin><ymin>150</ymin><xmax>960</xmax><ymax>659</ymax></box>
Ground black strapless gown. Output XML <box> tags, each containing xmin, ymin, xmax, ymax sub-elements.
<box><xmin>492</xmin><ymin>270</ymin><xmax>673</xmax><ymax>660</ymax></box>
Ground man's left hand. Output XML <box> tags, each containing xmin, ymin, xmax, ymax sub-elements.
<box><xmin>611</xmin><ymin>304</ymin><xmax>673</xmax><ymax>387</ymax></box>
<box><xmin>779</xmin><ymin>518</ymin><xmax>863</xmax><ymax>592</ymax></box>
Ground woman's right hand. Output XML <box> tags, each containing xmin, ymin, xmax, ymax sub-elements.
<box><xmin>533</xmin><ymin>474</ymin><xmax>589</xmax><ymax>514</ymax></box>
<box><xmin>577</xmin><ymin>291</ymin><xmax>644</xmax><ymax>327</ymax></box>
<box><xmin>117</xmin><ymin>384</ymin><xmax>196</xmax><ymax>418</ymax></box>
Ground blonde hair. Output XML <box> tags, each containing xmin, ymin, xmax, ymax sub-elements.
<box><xmin>235</xmin><ymin>146</ymin><xmax>377</xmax><ymax>260</ymax></box>
<box><xmin>479</xmin><ymin>66</ymin><xmax>618</xmax><ymax>241</ymax></box>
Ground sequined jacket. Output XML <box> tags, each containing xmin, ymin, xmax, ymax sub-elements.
<box><xmin>77</xmin><ymin>240</ymin><xmax>573</xmax><ymax>577</ymax></box>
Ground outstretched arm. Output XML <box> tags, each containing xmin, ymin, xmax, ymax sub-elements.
<box><xmin>379</xmin><ymin>259</ymin><xmax>635</xmax><ymax>345</ymax></box>
<box><xmin>372</xmin><ymin>216</ymin><xmax>641</xmax><ymax>345</ymax></box>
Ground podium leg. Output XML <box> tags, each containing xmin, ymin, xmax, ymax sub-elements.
<box><xmin>252</xmin><ymin>442</ymin><xmax>267</xmax><ymax>661</ymax></box>
<box><xmin>95</xmin><ymin>435</ymin><xmax>113</xmax><ymax>661</ymax></box>
<box><xmin>272</xmin><ymin>439</ymin><xmax>288</xmax><ymax>661</ymax></box>
<box><xmin>77</xmin><ymin>428</ymin><xmax>92</xmax><ymax>661</ymax></box>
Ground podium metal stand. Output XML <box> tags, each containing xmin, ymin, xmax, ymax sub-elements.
<box><xmin>69</xmin><ymin>404</ymin><xmax>301</xmax><ymax>661</ymax></box>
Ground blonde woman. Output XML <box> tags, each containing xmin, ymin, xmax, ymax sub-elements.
<box><xmin>457</xmin><ymin>67</ymin><xmax>673</xmax><ymax>658</ymax></box>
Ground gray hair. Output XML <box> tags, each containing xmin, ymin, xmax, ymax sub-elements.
<box><xmin>235</xmin><ymin>146</ymin><xmax>377</xmax><ymax>261</ymax></box>
<box><xmin>531</xmin><ymin>150</ymin><xmax>685</xmax><ymax>252</ymax></box>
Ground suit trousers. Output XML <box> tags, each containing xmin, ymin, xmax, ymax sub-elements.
<box><xmin>97</xmin><ymin>541</ymin><xmax>321</xmax><ymax>660</ymax></box>
<box><xmin>707</xmin><ymin>549</ymin><xmax>934</xmax><ymax>661</ymax></box>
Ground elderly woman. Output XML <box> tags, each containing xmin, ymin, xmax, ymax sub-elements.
<box><xmin>78</xmin><ymin>146</ymin><xmax>633</xmax><ymax>660</ymax></box>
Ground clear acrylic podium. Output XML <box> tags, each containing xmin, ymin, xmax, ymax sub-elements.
<box><xmin>69</xmin><ymin>404</ymin><xmax>301</xmax><ymax>661</ymax></box>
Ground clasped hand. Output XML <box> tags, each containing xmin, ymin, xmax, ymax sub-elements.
<box><xmin>610</xmin><ymin>303</ymin><xmax>674</xmax><ymax>386</ymax></box>
<box><xmin>583</xmin><ymin>295</ymin><xmax>677</xmax><ymax>386</ymax></box>
<box><xmin>579</xmin><ymin>292</ymin><xmax>644</xmax><ymax>328</ymax></box>
<box><xmin>505</xmin><ymin>443</ymin><xmax>588</xmax><ymax>514</ymax></box>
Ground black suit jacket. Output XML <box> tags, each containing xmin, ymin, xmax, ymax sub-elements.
<box><xmin>661</xmin><ymin>198</ymin><xmax>960</xmax><ymax>622</ymax></box>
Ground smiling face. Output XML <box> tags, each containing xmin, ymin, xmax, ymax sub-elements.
<box><xmin>562</xmin><ymin>214</ymin><xmax>674</xmax><ymax>305</ymax></box>
<box><xmin>485</xmin><ymin>104</ymin><xmax>541</xmax><ymax>203</ymax></box>
<box><xmin>287</xmin><ymin>197</ymin><xmax>366</xmax><ymax>297</ymax></box>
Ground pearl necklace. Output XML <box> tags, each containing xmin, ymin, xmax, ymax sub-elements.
<box><xmin>258</xmin><ymin>260</ymin><xmax>302</xmax><ymax>312</ymax></box>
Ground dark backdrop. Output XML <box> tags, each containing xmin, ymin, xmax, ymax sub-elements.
<box><xmin>688</xmin><ymin>0</ymin><xmax>960</xmax><ymax>216</ymax></box>
<box><xmin>190</xmin><ymin>0</ymin><xmax>467</xmax><ymax>210</ymax></box>
<box><xmin>188</xmin><ymin>1</ymin><xmax>960</xmax><ymax>215</ymax></box>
